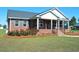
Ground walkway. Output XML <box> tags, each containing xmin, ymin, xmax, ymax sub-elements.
<box><xmin>64</xmin><ymin>35</ymin><xmax>79</xmax><ymax>37</ymax></box>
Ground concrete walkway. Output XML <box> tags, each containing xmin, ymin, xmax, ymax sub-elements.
<box><xmin>64</xmin><ymin>35</ymin><xmax>79</xmax><ymax>37</ymax></box>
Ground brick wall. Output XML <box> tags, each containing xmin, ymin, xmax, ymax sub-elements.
<box><xmin>9</xmin><ymin>20</ymin><xmax>29</xmax><ymax>32</ymax></box>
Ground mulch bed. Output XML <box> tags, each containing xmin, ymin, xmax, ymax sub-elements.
<box><xmin>65</xmin><ymin>32</ymin><xmax>79</xmax><ymax>35</ymax></box>
<box><xmin>4</xmin><ymin>35</ymin><xmax>32</xmax><ymax>38</ymax></box>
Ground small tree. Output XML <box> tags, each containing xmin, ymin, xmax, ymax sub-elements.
<box><xmin>78</xmin><ymin>18</ymin><xmax>79</xmax><ymax>23</ymax></box>
<box><xmin>70</xmin><ymin>16</ymin><xmax>76</xmax><ymax>26</ymax></box>
<box><xmin>3</xmin><ymin>25</ymin><xmax>7</xmax><ymax>29</ymax></box>
<box><xmin>0</xmin><ymin>24</ymin><xmax>2</xmax><ymax>27</ymax></box>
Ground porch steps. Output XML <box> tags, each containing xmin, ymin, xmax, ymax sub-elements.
<box><xmin>36</xmin><ymin>29</ymin><xmax>64</xmax><ymax>36</ymax></box>
<box><xmin>57</xmin><ymin>30</ymin><xmax>64</xmax><ymax>36</ymax></box>
<box><xmin>36</xmin><ymin>29</ymin><xmax>55</xmax><ymax>36</ymax></box>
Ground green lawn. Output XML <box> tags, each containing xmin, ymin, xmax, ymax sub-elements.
<box><xmin>0</xmin><ymin>29</ymin><xmax>79</xmax><ymax>52</ymax></box>
<box><xmin>71</xmin><ymin>29</ymin><xmax>79</xmax><ymax>32</ymax></box>
<box><xmin>0</xmin><ymin>29</ymin><xmax>6</xmax><ymax>35</ymax></box>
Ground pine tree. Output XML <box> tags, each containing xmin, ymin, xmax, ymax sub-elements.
<box><xmin>3</xmin><ymin>25</ymin><xmax>6</xmax><ymax>29</ymax></box>
<box><xmin>78</xmin><ymin>18</ymin><xmax>79</xmax><ymax>23</ymax></box>
<box><xmin>0</xmin><ymin>24</ymin><xmax>2</xmax><ymax>27</ymax></box>
<box><xmin>70</xmin><ymin>16</ymin><xmax>76</xmax><ymax>26</ymax></box>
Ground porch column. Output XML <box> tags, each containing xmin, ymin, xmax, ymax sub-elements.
<box><xmin>56</xmin><ymin>20</ymin><xmax>57</xmax><ymax>29</ymax></box>
<box><xmin>57</xmin><ymin>19</ymin><xmax>60</xmax><ymax>30</ymax></box>
<box><xmin>68</xmin><ymin>20</ymin><xmax>69</xmax><ymax>29</ymax></box>
<box><xmin>62</xmin><ymin>20</ymin><xmax>64</xmax><ymax>29</ymax></box>
<box><xmin>45</xmin><ymin>22</ymin><xmax>47</xmax><ymax>29</ymax></box>
<box><xmin>57</xmin><ymin>19</ymin><xmax>60</xmax><ymax>35</ymax></box>
<box><xmin>9</xmin><ymin>18</ymin><xmax>11</xmax><ymax>31</ymax></box>
<box><xmin>51</xmin><ymin>19</ymin><xmax>53</xmax><ymax>30</ymax></box>
<box><xmin>37</xmin><ymin>18</ymin><xmax>39</xmax><ymax>30</ymax></box>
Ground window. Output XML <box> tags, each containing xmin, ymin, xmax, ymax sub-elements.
<box><xmin>19</xmin><ymin>21</ymin><xmax>23</xmax><ymax>26</ymax></box>
<box><xmin>64</xmin><ymin>22</ymin><xmax>68</xmax><ymax>29</ymax></box>
<box><xmin>15</xmin><ymin>20</ymin><xmax>28</xmax><ymax>26</ymax></box>
<box><xmin>39</xmin><ymin>23</ymin><xmax>43</xmax><ymax>27</ymax></box>
<box><xmin>15</xmin><ymin>20</ymin><xmax>19</xmax><ymax>26</ymax></box>
<box><xmin>23</xmin><ymin>21</ymin><xmax>26</xmax><ymax>26</ymax></box>
<box><xmin>39</xmin><ymin>20</ymin><xmax>44</xmax><ymax>28</ymax></box>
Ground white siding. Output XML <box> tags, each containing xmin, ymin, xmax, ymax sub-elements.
<box><xmin>40</xmin><ymin>12</ymin><xmax>57</xmax><ymax>20</ymax></box>
<box><xmin>51</xmin><ymin>9</ymin><xmax>66</xmax><ymax>19</ymax></box>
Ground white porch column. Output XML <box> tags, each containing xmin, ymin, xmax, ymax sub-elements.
<box><xmin>58</xmin><ymin>19</ymin><xmax>60</xmax><ymax>30</ymax></box>
<box><xmin>56</xmin><ymin>20</ymin><xmax>57</xmax><ymax>29</ymax></box>
<box><xmin>57</xmin><ymin>19</ymin><xmax>60</xmax><ymax>35</ymax></box>
<box><xmin>9</xmin><ymin>18</ymin><xmax>11</xmax><ymax>31</ymax></box>
<box><xmin>68</xmin><ymin>20</ymin><xmax>69</xmax><ymax>29</ymax></box>
<box><xmin>45</xmin><ymin>22</ymin><xmax>47</xmax><ymax>29</ymax></box>
<box><xmin>62</xmin><ymin>20</ymin><xmax>64</xmax><ymax>29</ymax></box>
<box><xmin>37</xmin><ymin>18</ymin><xmax>39</xmax><ymax>30</ymax></box>
<box><xmin>51</xmin><ymin>19</ymin><xmax>53</xmax><ymax>30</ymax></box>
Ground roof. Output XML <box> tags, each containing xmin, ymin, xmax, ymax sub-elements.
<box><xmin>7</xmin><ymin>10</ymin><xmax>37</xmax><ymax>19</ymax></box>
<box><xmin>7</xmin><ymin>8</ymin><xmax>68</xmax><ymax>20</ymax></box>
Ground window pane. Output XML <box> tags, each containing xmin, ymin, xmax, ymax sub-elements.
<box><xmin>23</xmin><ymin>21</ymin><xmax>26</xmax><ymax>26</ymax></box>
<box><xmin>19</xmin><ymin>21</ymin><xmax>23</xmax><ymax>26</ymax></box>
<box><xmin>15</xmin><ymin>20</ymin><xmax>19</xmax><ymax>26</ymax></box>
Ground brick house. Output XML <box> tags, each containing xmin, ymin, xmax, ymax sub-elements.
<box><xmin>7</xmin><ymin>8</ymin><xmax>70</xmax><ymax>35</ymax></box>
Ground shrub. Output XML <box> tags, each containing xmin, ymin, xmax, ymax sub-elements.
<box><xmin>20</xmin><ymin>29</ymin><xmax>25</xmax><ymax>35</ymax></box>
<box><xmin>20</xmin><ymin>29</ymin><xmax>28</xmax><ymax>36</ymax></box>
<box><xmin>15</xmin><ymin>30</ymin><xmax>21</xmax><ymax>36</ymax></box>
<box><xmin>27</xmin><ymin>30</ymin><xmax>33</xmax><ymax>35</ymax></box>
<box><xmin>7</xmin><ymin>30</ymin><xmax>20</xmax><ymax>36</ymax></box>
<box><xmin>31</xmin><ymin>29</ymin><xmax>38</xmax><ymax>35</ymax></box>
<box><xmin>7</xmin><ymin>29</ymin><xmax>38</xmax><ymax>36</ymax></box>
<box><xmin>26</xmin><ymin>29</ymin><xmax>38</xmax><ymax>35</ymax></box>
<box><xmin>7</xmin><ymin>31</ymin><xmax>16</xmax><ymax>36</ymax></box>
<box><xmin>71</xmin><ymin>27</ymin><xmax>76</xmax><ymax>30</ymax></box>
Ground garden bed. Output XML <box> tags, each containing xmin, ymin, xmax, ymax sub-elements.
<box><xmin>4</xmin><ymin>35</ymin><xmax>32</xmax><ymax>38</ymax></box>
<box><xmin>65</xmin><ymin>32</ymin><xmax>79</xmax><ymax>35</ymax></box>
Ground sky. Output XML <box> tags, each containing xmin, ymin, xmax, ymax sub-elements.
<box><xmin>0</xmin><ymin>7</ymin><xmax>79</xmax><ymax>25</ymax></box>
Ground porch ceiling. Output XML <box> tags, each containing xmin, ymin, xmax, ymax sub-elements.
<box><xmin>58</xmin><ymin>18</ymin><xmax>69</xmax><ymax>21</ymax></box>
<box><xmin>39</xmin><ymin>18</ymin><xmax>57</xmax><ymax>20</ymax></box>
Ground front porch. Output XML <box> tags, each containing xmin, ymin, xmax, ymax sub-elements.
<box><xmin>29</xmin><ymin>18</ymin><xmax>69</xmax><ymax>35</ymax></box>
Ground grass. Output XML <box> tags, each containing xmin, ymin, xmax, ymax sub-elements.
<box><xmin>0</xmin><ymin>29</ymin><xmax>5</xmax><ymax>35</ymax></box>
<box><xmin>0</xmin><ymin>29</ymin><xmax>79</xmax><ymax>52</ymax></box>
<box><xmin>71</xmin><ymin>29</ymin><xmax>79</xmax><ymax>32</ymax></box>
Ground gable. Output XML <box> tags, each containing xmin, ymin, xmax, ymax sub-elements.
<box><xmin>39</xmin><ymin>12</ymin><xmax>57</xmax><ymax>20</ymax></box>
<box><xmin>51</xmin><ymin>9</ymin><xmax>66</xmax><ymax>19</ymax></box>
<box><xmin>36</xmin><ymin>8</ymin><xmax>68</xmax><ymax>21</ymax></box>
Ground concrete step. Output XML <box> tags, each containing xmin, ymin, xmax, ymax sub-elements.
<box><xmin>36</xmin><ymin>29</ymin><xmax>53</xmax><ymax>36</ymax></box>
<box><xmin>57</xmin><ymin>30</ymin><xmax>64</xmax><ymax>36</ymax></box>
<box><xmin>36</xmin><ymin>29</ymin><xmax>64</xmax><ymax>36</ymax></box>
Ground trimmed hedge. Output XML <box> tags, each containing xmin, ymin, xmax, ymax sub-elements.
<box><xmin>8</xmin><ymin>29</ymin><xmax>38</xmax><ymax>36</ymax></box>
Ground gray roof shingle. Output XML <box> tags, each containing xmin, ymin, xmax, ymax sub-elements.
<box><xmin>7</xmin><ymin>10</ymin><xmax>38</xmax><ymax>19</ymax></box>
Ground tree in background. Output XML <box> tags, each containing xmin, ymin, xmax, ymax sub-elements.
<box><xmin>3</xmin><ymin>25</ymin><xmax>7</xmax><ymax>29</ymax></box>
<box><xmin>78</xmin><ymin>18</ymin><xmax>79</xmax><ymax>23</ymax></box>
<box><xmin>0</xmin><ymin>24</ymin><xmax>2</xmax><ymax>27</ymax></box>
<box><xmin>70</xmin><ymin>16</ymin><xmax>76</xmax><ymax>26</ymax></box>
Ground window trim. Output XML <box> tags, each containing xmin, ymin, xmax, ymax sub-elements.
<box><xmin>23</xmin><ymin>21</ymin><xmax>27</xmax><ymax>26</ymax></box>
<box><xmin>15</xmin><ymin>20</ymin><xmax>19</xmax><ymax>26</ymax></box>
